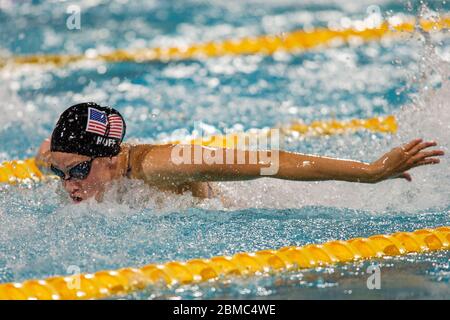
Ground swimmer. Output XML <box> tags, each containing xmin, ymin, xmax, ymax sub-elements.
<box><xmin>36</xmin><ymin>102</ymin><xmax>444</xmax><ymax>203</ymax></box>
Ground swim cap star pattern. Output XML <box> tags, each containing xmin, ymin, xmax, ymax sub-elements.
<box><xmin>50</xmin><ymin>102</ymin><xmax>126</xmax><ymax>157</ymax></box>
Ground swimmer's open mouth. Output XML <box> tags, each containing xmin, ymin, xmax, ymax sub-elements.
<box><xmin>70</xmin><ymin>195</ymin><xmax>83</xmax><ymax>203</ymax></box>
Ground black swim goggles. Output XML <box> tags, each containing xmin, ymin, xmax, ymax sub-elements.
<box><xmin>50</xmin><ymin>158</ymin><xmax>94</xmax><ymax>181</ymax></box>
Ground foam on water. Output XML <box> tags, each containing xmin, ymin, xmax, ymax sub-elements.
<box><xmin>219</xmin><ymin>64</ymin><xmax>450</xmax><ymax>212</ymax></box>
<box><xmin>214</xmin><ymin>22</ymin><xmax>450</xmax><ymax>212</ymax></box>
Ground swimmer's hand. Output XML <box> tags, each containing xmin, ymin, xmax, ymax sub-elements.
<box><xmin>369</xmin><ymin>139</ymin><xmax>444</xmax><ymax>182</ymax></box>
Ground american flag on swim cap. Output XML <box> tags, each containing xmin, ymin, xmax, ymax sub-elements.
<box><xmin>86</xmin><ymin>107</ymin><xmax>107</xmax><ymax>135</ymax></box>
<box><xmin>86</xmin><ymin>107</ymin><xmax>124</xmax><ymax>139</ymax></box>
<box><xmin>107</xmin><ymin>114</ymin><xmax>124</xmax><ymax>139</ymax></box>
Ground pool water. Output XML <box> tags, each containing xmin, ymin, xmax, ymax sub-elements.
<box><xmin>0</xmin><ymin>0</ymin><xmax>449</xmax><ymax>299</ymax></box>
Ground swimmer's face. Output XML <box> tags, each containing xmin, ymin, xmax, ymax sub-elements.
<box><xmin>50</xmin><ymin>152</ymin><xmax>117</xmax><ymax>203</ymax></box>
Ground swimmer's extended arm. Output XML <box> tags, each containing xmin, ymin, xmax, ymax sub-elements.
<box><xmin>138</xmin><ymin>139</ymin><xmax>443</xmax><ymax>184</ymax></box>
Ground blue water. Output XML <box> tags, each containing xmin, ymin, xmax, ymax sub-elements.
<box><xmin>0</xmin><ymin>0</ymin><xmax>449</xmax><ymax>299</ymax></box>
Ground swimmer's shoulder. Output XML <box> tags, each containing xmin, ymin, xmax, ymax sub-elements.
<box><xmin>121</xmin><ymin>142</ymin><xmax>174</xmax><ymax>180</ymax></box>
<box><xmin>121</xmin><ymin>142</ymin><xmax>153</xmax><ymax>179</ymax></box>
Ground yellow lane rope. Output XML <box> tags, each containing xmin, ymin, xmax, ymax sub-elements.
<box><xmin>0</xmin><ymin>115</ymin><xmax>397</xmax><ymax>184</ymax></box>
<box><xmin>0</xmin><ymin>158</ymin><xmax>45</xmax><ymax>184</ymax></box>
<box><xmin>0</xmin><ymin>226</ymin><xmax>448</xmax><ymax>300</ymax></box>
<box><xmin>1</xmin><ymin>17</ymin><xmax>449</xmax><ymax>68</ymax></box>
<box><xmin>184</xmin><ymin>115</ymin><xmax>397</xmax><ymax>148</ymax></box>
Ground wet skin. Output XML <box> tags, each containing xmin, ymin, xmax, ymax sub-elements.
<box><xmin>39</xmin><ymin>140</ymin><xmax>215</xmax><ymax>203</ymax></box>
<box><xmin>37</xmin><ymin>138</ymin><xmax>444</xmax><ymax>203</ymax></box>
<box><xmin>50</xmin><ymin>152</ymin><xmax>122</xmax><ymax>203</ymax></box>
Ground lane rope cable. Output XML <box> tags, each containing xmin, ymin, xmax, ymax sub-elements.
<box><xmin>0</xmin><ymin>226</ymin><xmax>448</xmax><ymax>299</ymax></box>
<box><xmin>0</xmin><ymin>17</ymin><xmax>448</xmax><ymax>68</ymax></box>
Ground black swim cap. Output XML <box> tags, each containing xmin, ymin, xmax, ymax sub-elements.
<box><xmin>50</xmin><ymin>102</ymin><xmax>126</xmax><ymax>157</ymax></box>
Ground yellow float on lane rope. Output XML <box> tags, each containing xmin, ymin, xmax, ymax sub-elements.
<box><xmin>0</xmin><ymin>158</ymin><xmax>44</xmax><ymax>184</ymax></box>
<box><xmin>1</xmin><ymin>17</ymin><xmax>449</xmax><ymax>68</ymax></box>
<box><xmin>0</xmin><ymin>115</ymin><xmax>397</xmax><ymax>183</ymax></box>
<box><xmin>0</xmin><ymin>226</ymin><xmax>448</xmax><ymax>300</ymax></box>
<box><xmin>173</xmin><ymin>115</ymin><xmax>397</xmax><ymax>148</ymax></box>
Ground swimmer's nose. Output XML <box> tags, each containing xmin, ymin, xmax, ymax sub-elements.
<box><xmin>63</xmin><ymin>179</ymin><xmax>80</xmax><ymax>193</ymax></box>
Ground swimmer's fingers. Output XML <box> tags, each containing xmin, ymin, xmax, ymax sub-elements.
<box><xmin>411</xmin><ymin>149</ymin><xmax>444</xmax><ymax>164</ymax></box>
<box><xmin>413</xmin><ymin>158</ymin><xmax>442</xmax><ymax>167</ymax></box>
<box><xmin>402</xmin><ymin>138</ymin><xmax>422</xmax><ymax>152</ymax></box>
<box><xmin>408</xmin><ymin>141</ymin><xmax>438</xmax><ymax>155</ymax></box>
<box><xmin>393</xmin><ymin>150</ymin><xmax>443</xmax><ymax>182</ymax></box>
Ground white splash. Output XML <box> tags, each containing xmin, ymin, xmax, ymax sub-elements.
<box><xmin>218</xmin><ymin>62</ymin><xmax>450</xmax><ymax>213</ymax></box>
